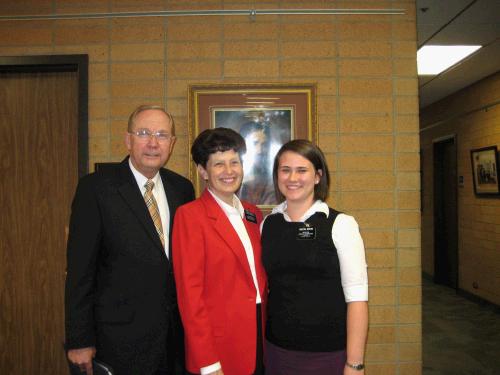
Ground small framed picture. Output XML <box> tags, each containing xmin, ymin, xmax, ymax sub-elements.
<box><xmin>470</xmin><ymin>146</ymin><xmax>500</xmax><ymax>195</ymax></box>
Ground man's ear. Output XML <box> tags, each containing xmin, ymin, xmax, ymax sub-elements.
<box><xmin>125</xmin><ymin>132</ymin><xmax>132</xmax><ymax>151</ymax></box>
<box><xmin>168</xmin><ymin>136</ymin><xmax>177</xmax><ymax>154</ymax></box>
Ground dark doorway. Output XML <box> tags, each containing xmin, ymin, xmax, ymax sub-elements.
<box><xmin>433</xmin><ymin>137</ymin><xmax>458</xmax><ymax>288</ymax></box>
<box><xmin>0</xmin><ymin>55</ymin><xmax>87</xmax><ymax>375</ymax></box>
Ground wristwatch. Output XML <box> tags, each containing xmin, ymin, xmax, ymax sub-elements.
<box><xmin>346</xmin><ymin>361</ymin><xmax>365</xmax><ymax>371</ymax></box>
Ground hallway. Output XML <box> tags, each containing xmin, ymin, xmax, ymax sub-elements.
<box><xmin>423</xmin><ymin>279</ymin><xmax>500</xmax><ymax>375</ymax></box>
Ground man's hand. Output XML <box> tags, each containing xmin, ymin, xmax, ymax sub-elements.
<box><xmin>208</xmin><ymin>370</ymin><xmax>224</xmax><ymax>375</ymax></box>
<box><xmin>68</xmin><ymin>347</ymin><xmax>96</xmax><ymax>374</ymax></box>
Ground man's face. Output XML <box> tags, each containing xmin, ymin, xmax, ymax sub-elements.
<box><xmin>125</xmin><ymin>109</ymin><xmax>175</xmax><ymax>178</ymax></box>
<box><xmin>248</xmin><ymin>130</ymin><xmax>267</xmax><ymax>156</ymax></box>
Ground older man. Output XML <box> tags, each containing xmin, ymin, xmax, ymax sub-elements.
<box><xmin>65</xmin><ymin>105</ymin><xmax>194</xmax><ymax>374</ymax></box>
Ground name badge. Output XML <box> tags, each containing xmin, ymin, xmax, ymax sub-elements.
<box><xmin>296</xmin><ymin>225</ymin><xmax>316</xmax><ymax>240</ymax></box>
<box><xmin>244</xmin><ymin>210</ymin><xmax>257</xmax><ymax>224</ymax></box>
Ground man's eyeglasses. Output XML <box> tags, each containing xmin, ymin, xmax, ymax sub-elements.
<box><xmin>128</xmin><ymin>129</ymin><xmax>174</xmax><ymax>142</ymax></box>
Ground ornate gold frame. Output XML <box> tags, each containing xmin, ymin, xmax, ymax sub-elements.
<box><xmin>188</xmin><ymin>82</ymin><xmax>317</xmax><ymax>208</ymax></box>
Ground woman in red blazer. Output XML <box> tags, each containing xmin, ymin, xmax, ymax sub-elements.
<box><xmin>172</xmin><ymin>128</ymin><xmax>267</xmax><ymax>375</ymax></box>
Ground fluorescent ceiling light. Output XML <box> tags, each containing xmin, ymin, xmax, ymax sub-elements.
<box><xmin>417</xmin><ymin>45</ymin><xmax>481</xmax><ymax>75</ymax></box>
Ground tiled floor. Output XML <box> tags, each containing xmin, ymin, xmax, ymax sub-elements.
<box><xmin>423</xmin><ymin>279</ymin><xmax>500</xmax><ymax>375</ymax></box>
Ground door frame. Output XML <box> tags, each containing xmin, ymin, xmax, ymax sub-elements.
<box><xmin>0</xmin><ymin>54</ymin><xmax>88</xmax><ymax>176</ymax></box>
<box><xmin>432</xmin><ymin>134</ymin><xmax>458</xmax><ymax>288</ymax></box>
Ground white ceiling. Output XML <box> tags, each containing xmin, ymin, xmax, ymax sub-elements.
<box><xmin>416</xmin><ymin>0</ymin><xmax>500</xmax><ymax>108</ymax></box>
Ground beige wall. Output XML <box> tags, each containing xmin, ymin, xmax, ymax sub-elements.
<box><xmin>420</xmin><ymin>72</ymin><xmax>500</xmax><ymax>305</ymax></box>
<box><xmin>0</xmin><ymin>1</ymin><xmax>421</xmax><ymax>373</ymax></box>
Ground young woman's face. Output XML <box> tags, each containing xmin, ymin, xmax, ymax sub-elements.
<box><xmin>277</xmin><ymin>151</ymin><xmax>321</xmax><ymax>205</ymax></box>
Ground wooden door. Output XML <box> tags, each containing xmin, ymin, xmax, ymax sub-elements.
<box><xmin>0</xmin><ymin>71</ymin><xmax>79</xmax><ymax>374</ymax></box>
<box><xmin>433</xmin><ymin>137</ymin><xmax>458</xmax><ymax>288</ymax></box>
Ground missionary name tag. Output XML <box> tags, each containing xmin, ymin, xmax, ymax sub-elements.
<box><xmin>297</xmin><ymin>225</ymin><xmax>316</xmax><ymax>240</ymax></box>
<box><xmin>244</xmin><ymin>210</ymin><xmax>257</xmax><ymax>224</ymax></box>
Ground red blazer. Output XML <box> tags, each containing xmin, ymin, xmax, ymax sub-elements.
<box><xmin>172</xmin><ymin>190</ymin><xmax>267</xmax><ymax>375</ymax></box>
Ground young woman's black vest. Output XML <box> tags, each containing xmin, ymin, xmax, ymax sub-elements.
<box><xmin>262</xmin><ymin>208</ymin><xmax>347</xmax><ymax>352</ymax></box>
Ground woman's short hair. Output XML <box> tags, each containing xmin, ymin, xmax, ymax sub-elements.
<box><xmin>191</xmin><ymin>127</ymin><xmax>247</xmax><ymax>168</ymax></box>
<box><xmin>272</xmin><ymin>139</ymin><xmax>330</xmax><ymax>202</ymax></box>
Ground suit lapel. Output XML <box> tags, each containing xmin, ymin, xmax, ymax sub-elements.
<box><xmin>160</xmin><ymin>170</ymin><xmax>183</xmax><ymax>232</ymax></box>
<box><xmin>201</xmin><ymin>190</ymin><xmax>254</xmax><ymax>281</ymax></box>
<box><xmin>117</xmin><ymin>159</ymin><xmax>166</xmax><ymax>257</ymax></box>
<box><xmin>160</xmin><ymin>169</ymin><xmax>183</xmax><ymax>258</ymax></box>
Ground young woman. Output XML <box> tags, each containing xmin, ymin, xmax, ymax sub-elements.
<box><xmin>172</xmin><ymin>127</ymin><xmax>267</xmax><ymax>375</ymax></box>
<box><xmin>261</xmin><ymin>140</ymin><xmax>368</xmax><ymax>375</ymax></box>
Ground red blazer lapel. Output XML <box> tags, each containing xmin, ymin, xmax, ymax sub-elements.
<box><xmin>200</xmin><ymin>190</ymin><xmax>254</xmax><ymax>282</ymax></box>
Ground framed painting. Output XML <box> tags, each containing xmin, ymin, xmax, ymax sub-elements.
<box><xmin>189</xmin><ymin>83</ymin><xmax>317</xmax><ymax>209</ymax></box>
<box><xmin>470</xmin><ymin>146</ymin><xmax>500</xmax><ymax>196</ymax></box>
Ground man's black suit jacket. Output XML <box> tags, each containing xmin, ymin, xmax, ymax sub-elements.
<box><xmin>65</xmin><ymin>158</ymin><xmax>194</xmax><ymax>375</ymax></box>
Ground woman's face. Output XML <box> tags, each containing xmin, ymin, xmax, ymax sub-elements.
<box><xmin>277</xmin><ymin>151</ymin><xmax>321</xmax><ymax>206</ymax></box>
<box><xmin>198</xmin><ymin>149</ymin><xmax>243</xmax><ymax>205</ymax></box>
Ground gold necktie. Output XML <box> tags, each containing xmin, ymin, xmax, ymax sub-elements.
<box><xmin>144</xmin><ymin>179</ymin><xmax>165</xmax><ymax>247</ymax></box>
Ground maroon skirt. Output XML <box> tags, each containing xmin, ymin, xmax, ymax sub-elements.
<box><xmin>265</xmin><ymin>340</ymin><xmax>346</xmax><ymax>375</ymax></box>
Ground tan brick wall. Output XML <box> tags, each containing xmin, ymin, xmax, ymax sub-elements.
<box><xmin>0</xmin><ymin>1</ymin><xmax>421</xmax><ymax>373</ymax></box>
<box><xmin>420</xmin><ymin>72</ymin><xmax>500</xmax><ymax>305</ymax></box>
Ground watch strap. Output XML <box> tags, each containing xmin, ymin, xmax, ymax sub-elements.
<box><xmin>346</xmin><ymin>361</ymin><xmax>365</xmax><ymax>370</ymax></box>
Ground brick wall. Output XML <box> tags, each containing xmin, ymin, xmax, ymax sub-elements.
<box><xmin>0</xmin><ymin>1</ymin><xmax>421</xmax><ymax>373</ymax></box>
<box><xmin>420</xmin><ymin>72</ymin><xmax>500</xmax><ymax>305</ymax></box>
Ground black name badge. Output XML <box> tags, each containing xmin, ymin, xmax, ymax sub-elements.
<box><xmin>297</xmin><ymin>225</ymin><xmax>316</xmax><ymax>240</ymax></box>
<box><xmin>244</xmin><ymin>210</ymin><xmax>257</xmax><ymax>224</ymax></box>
